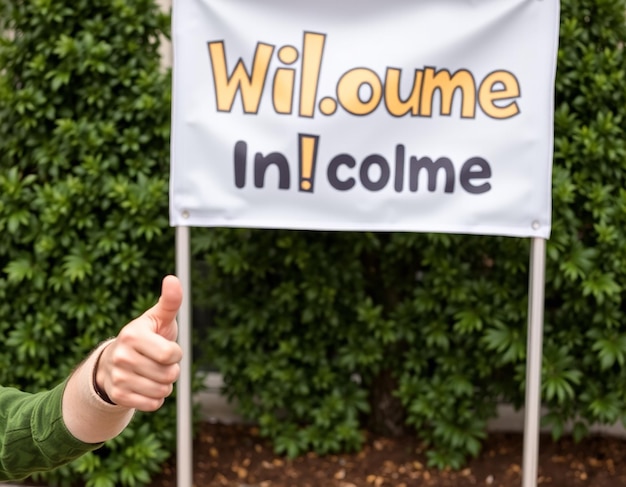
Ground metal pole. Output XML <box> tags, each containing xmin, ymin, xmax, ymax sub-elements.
<box><xmin>522</xmin><ymin>237</ymin><xmax>546</xmax><ymax>487</ymax></box>
<box><xmin>176</xmin><ymin>225</ymin><xmax>193</xmax><ymax>487</ymax></box>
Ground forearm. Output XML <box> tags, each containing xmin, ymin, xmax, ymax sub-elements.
<box><xmin>62</xmin><ymin>340</ymin><xmax>135</xmax><ymax>443</ymax></box>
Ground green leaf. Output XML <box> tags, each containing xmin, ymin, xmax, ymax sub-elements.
<box><xmin>62</xmin><ymin>252</ymin><xmax>93</xmax><ymax>282</ymax></box>
<box><xmin>4</xmin><ymin>257</ymin><xmax>35</xmax><ymax>283</ymax></box>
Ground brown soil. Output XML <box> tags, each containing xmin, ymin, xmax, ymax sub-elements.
<box><xmin>149</xmin><ymin>422</ymin><xmax>626</xmax><ymax>487</ymax></box>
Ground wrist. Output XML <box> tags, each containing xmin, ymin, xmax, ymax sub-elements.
<box><xmin>63</xmin><ymin>339</ymin><xmax>135</xmax><ymax>443</ymax></box>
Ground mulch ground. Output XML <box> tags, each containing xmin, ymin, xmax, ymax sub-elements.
<box><xmin>149</xmin><ymin>422</ymin><xmax>626</xmax><ymax>487</ymax></box>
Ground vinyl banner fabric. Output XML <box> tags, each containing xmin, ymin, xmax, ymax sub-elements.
<box><xmin>170</xmin><ymin>0</ymin><xmax>560</xmax><ymax>238</ymax></box>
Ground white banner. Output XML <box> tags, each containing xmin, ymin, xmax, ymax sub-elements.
<box><xmin>170</xmin><ymin>0</ymin><xmax>560</xmax><ymax>238</ymax></box>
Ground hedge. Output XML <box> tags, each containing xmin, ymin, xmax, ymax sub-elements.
<box><xmin>0</xmin><ymin>0</ymin><xmax>183</xmax><ymax>485</ymax></box>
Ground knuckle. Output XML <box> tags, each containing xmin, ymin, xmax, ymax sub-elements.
<box><xmin>141</xmin><ymin>398</ymin><xmax>165</xmax><ymax>412</ymax></box>
<box><xmin>156</xmin><ymin>343</ymin><xmax>182</xmax><ymax>365</ymax></box>
<box><xmin>109</xmin><ymin>368</ymin><xmax>126</xmax><ymax>388</ymax></box>
<box><xmin>164</xmin><ymin>364</ymin><xmax>180</xmax><ymax>384</ymax></box>
<box><xmin>110</xmin><ymin>347</ymin><xmax>132</xmax><ymax>368</ymax></box>
<box><xmin>116</xmin><ymin>325</ymin><xmax>140</xmax><ymax>346</ymax></box>
<box><xmin>157</xmin><ymin>382</ymin><xmax>174</xmax><ymax>399</ymax></box>
<box><xmin>108</xmin><ymin>387</ymin><xmax>129</xmax><ymax>406</ymax></box>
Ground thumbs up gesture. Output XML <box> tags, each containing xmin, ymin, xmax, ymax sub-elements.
<box><xmin>94</xmin><ymin>275</ymin><xmax>184</xmax><ymax>411</ymax></box>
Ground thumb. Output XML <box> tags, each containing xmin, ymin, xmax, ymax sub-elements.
<box><xmin>146</xmin><ymin>275</ymin><xmax>183</xmax><ymax>339</ymax></box>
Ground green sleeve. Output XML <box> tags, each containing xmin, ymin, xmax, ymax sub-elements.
<box><xmin>0</xmin><ymin>381</ymin><xmax>103</xmax><ymax>481</ymax></box>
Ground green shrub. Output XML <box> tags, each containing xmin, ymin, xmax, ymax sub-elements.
<box><xmin>0</xmin><ymin>0</ymin><xmax>181</xmax><ymax>485</ymax></box>
<box><xmin>193</xmin><ymin>0</ymin><xmax>626</xmax><ymax>469</ymax></box>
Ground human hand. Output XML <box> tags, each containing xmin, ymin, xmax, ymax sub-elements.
<box><xmin>94</xmin><ymin>275</ymin><xmax>183</xmax><ymax>411</ymax></box>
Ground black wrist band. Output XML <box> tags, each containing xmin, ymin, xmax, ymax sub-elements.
<box><xmin>93</xmin><ymin>347</ymin><xmax>117</xmax><ymax>405</ymax></box>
